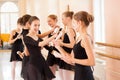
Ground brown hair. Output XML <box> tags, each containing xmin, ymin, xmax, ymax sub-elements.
<box><xmin>22</xmin><ymin>14</ymin><xmax>31</xmax><ymax>26</ymax></box>
<box><xmin>48</xmin><ymin>14</ymin><xmax>58</xmax><ymax>21</ymax></box>
<box><xmin>63</xmin><ymin>11</ymin><xmax>74</xmax><ymax>19</ymax></box>
<box><xmin>28</xmin><ymin>16</ymin><xmax>40</xmax><ymax>25</ymax></box>
<box><xmin>74</xmin><ymin>11</ymin><xmax>94</xmax><ymax>26</ymax></box>
<box><xmin>17</xmin><ymin>17</ymin><xmax>23</xmax><ymax>25</ymax></box>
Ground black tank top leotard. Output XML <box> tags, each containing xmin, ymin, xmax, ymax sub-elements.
<box><xmin>46</xmin><ymin>33</ymin><xmax>60</xmax><ymax>66</ymax></box>
<box><xmin>10</xmin><ymin>32</ymin><xmax>23</xmax><ymax>62</ymax></box>
<box><xmin>58</xmin><ymin>33</ymin><xmax>74</xmax><ymax>70</ymax></box>
<box><xmin>73</xmin><ymin>40</ymin><xmax>94</xmax><ymax>80</ymax></box>
<box><xmin>46</xmin><ymin>28</ymin><xmax>62</xmax><ymax>66</ymax></box>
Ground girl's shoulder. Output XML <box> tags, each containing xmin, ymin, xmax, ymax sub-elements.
<box><xmin>81</xmin><ymin>34</ymin><xmax>93</xmax><ymax>46</ymax></box>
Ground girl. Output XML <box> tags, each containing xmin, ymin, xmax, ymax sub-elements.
<box><xmin>9</xmin><ymin>17</ymin><xmax>23</xmax><ymax>80</ymax></box>
<box><xmin>18</xmin><ymin>14</ymin><xmax>55</xmax><ymax>79</ymax></box>
<box><xmin>56</xmin><ymin>11</ymin><xmax>76</xmax><ymax>80</ymax></box>
<box><xmin>20</xmin><ymin>14</ymin><xmax>32</xmax><ymax>79</ymax></box>
<box><xmin>23</xmin><ymin>16</ymin><xmax>56</xmax><ymax>80</ymax></box>
<box><xmin>46</xmin><ymin>14</ymin><xmax>61</xmax><ymax>79</ymax></box>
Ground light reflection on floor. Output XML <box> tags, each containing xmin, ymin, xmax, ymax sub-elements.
<box><xmin>0</xmin><ymin>51</ymin><xmax>74</xmax><ymax>80</ymax></box>
<box><xmin>0</xmin><ymin>51</ymin><xmax>23</xmax><ymax>80</ymax></box>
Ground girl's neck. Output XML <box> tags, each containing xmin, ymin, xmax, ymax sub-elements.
<box><xmin>79</xmin><ymin>26</ymin><xmax>88</xmax><ymax>36</ymax></box>
<box><xmin>29</xmin><ymin>31</ymin><xmax>37</xmax><ymax>37</ymax></box>
<box><xmin>23</xmin><ymin>25</ymin><xmax>29</xmax><ymax>29</ymax></box>
<box><xmin>28</xmin><ymin>31</ymin><xmax>38</xmax><ymax>41</ymax></box>
<box><xmin>64</xmin><ymin>22</ymin><xmax>73</xmax><ymax>31</ymax></box>
<box><xmin>66</xmin><ymin>21</ymin><xmax>72</xmax><ymax>28</ymax></box>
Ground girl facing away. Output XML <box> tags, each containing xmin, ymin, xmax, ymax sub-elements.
<box><xmin>55</xmin><ymin>11</ymin><xmax>76</xmax><ymax>80</ymax></box>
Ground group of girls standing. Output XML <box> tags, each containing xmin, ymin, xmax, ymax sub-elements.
<box><xmin>9</xmin><ymin>10</ymin><xmax>95</xmax><ymax>80</ymax></box>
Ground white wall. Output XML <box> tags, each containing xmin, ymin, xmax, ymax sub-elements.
<box><xmin>18</xmin><ymin>0</ymin><xmax>26</xmax><ymax>16</ymax></box>
<box><xmin>26</xmin><ymin>0</ymin><xmax>60</xmax><ymax>32</ymax></box>
<box><xmin>23</xmin><ymin>0</ymin><xmax>93</xmax><ymax>34</ymax></box>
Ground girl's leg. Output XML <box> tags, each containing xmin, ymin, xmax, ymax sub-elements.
<box><xmin>58</xmin><ymin>69</ymin><xmax>64</xmax><ymax>80</ymax></box>
<box><xmin>49</xmin><ymin>65</ymin><xmax>57</xmax><ymax>80</ymax></box>
<box><xmin>17</xmin><ymin>61</ymin><xmax>22</xmax><ymax>78</ymax></box>
<box><xmin>62</xmin><ymin>69</ymin><xmax>74</xmax><ymax>80</ymax></box>
<box><xmin>50</xmin><ymin>64</ymin><xmax>57</xmax><ymax>75</ymax></box>
<box><xmin>11</xmin><ymin>61</ymin><xmax>17</xmax><ymax>80</ymax></box>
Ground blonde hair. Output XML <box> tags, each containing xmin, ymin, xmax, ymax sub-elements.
<box><xmin>48</xmin><ymin>14</ymin><xmax>58</xmax><ymax>21</ymax></box>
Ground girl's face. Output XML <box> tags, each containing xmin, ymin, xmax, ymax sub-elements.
<box><xmin>26</xmin><ymin>22</ymin><xmax>31</xmax><ymax>29</ymax></box>
<box><xmin>62</xmin><ymin>15</ymin><xmax>68</xmax><ymax>26</ymax></box>
<box><xmin>30</xmin><ymin>20</ymin><xmax>40</xmax><ymax>34</ymax></box>
<box><xmin>47</xmin><ymin>17</ymin><xmax>56</xmax><ymax>28</ymax></box>
<box><xmin>72</xmin><ymin>19</ymin><xmax>79</xmax><ymax>32</ymax></box>
<box><xmin>17</xmin><ymin>24</ymin><xmax>22</xmax><ymax>30</ymax></box>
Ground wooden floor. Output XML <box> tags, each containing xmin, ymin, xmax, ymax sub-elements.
<box><xmin>0</xmin><ymin>50</ymin><xmax>74</xmax><ymax>80</ymax></box>
<box><xmin>0</xmin><ymin>51</ymin><xmax>23</xmax><ymax>80</ymax></box>
<box><xmin>3</xmin><ymin>50</ymin><xmax>119</xmax><ymax>80</ymax></box>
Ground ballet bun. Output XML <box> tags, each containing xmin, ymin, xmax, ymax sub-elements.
<box><xmin>63</xmin><ymin>11</ymin><xmax>74</xmax><ymax>19</ymax></box>
<box><xmin>87</xmin><ymin>14</ymin><xmax>94</xmax><ymax>23</ymax></box>
<box><xmin>70</xmin><ymin>11</ymin><xmax>74</xmax><ymax>16</ymax></box>
<box><xmin>74</xmin><ymin>11</ymin><xmax>94</xmax><ymax>26</ymax></box>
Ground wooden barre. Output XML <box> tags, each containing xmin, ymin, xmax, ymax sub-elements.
<box><xmin>95</xmin><ymin>42</ymin><xmax>120</xmax><ymax>48</ymax></box>
<box><xmin>95</xmin><ymin>51</ymin><xmax>120</xmax><ymax>60</ymax></box>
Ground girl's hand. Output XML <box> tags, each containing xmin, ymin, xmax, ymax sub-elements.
<box><xmin>53</xmin><ymin>40</ymin><xmax>62</xmax><ymax>47</ymax></box>
<box><xmin>57</xmin><ymin>40</ymin><xmax>63</xmax><ymax>46</ymax></box>
<box><xmin>52</xmin><ymin>51</ymin><xmax>62</xmax><ymax>58</ymax></box>
<box><xmin>17</xmin><ymin>51</ymin><xmax>24</xmax><ymax>59</ymax></box>
<box><xmin>62</xmin><ymin>54</ymin><xmax>75</xmax><ymax>65</ymax></box>
<box><xmin>17</xmin><ymin>34</ymin><xmax>22</xmax><ymax>39</ymax></box>
<box><xmin>54</xmin><ymin>40</ymin><xmax>61</xmax><ymax>49</ymax></box>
